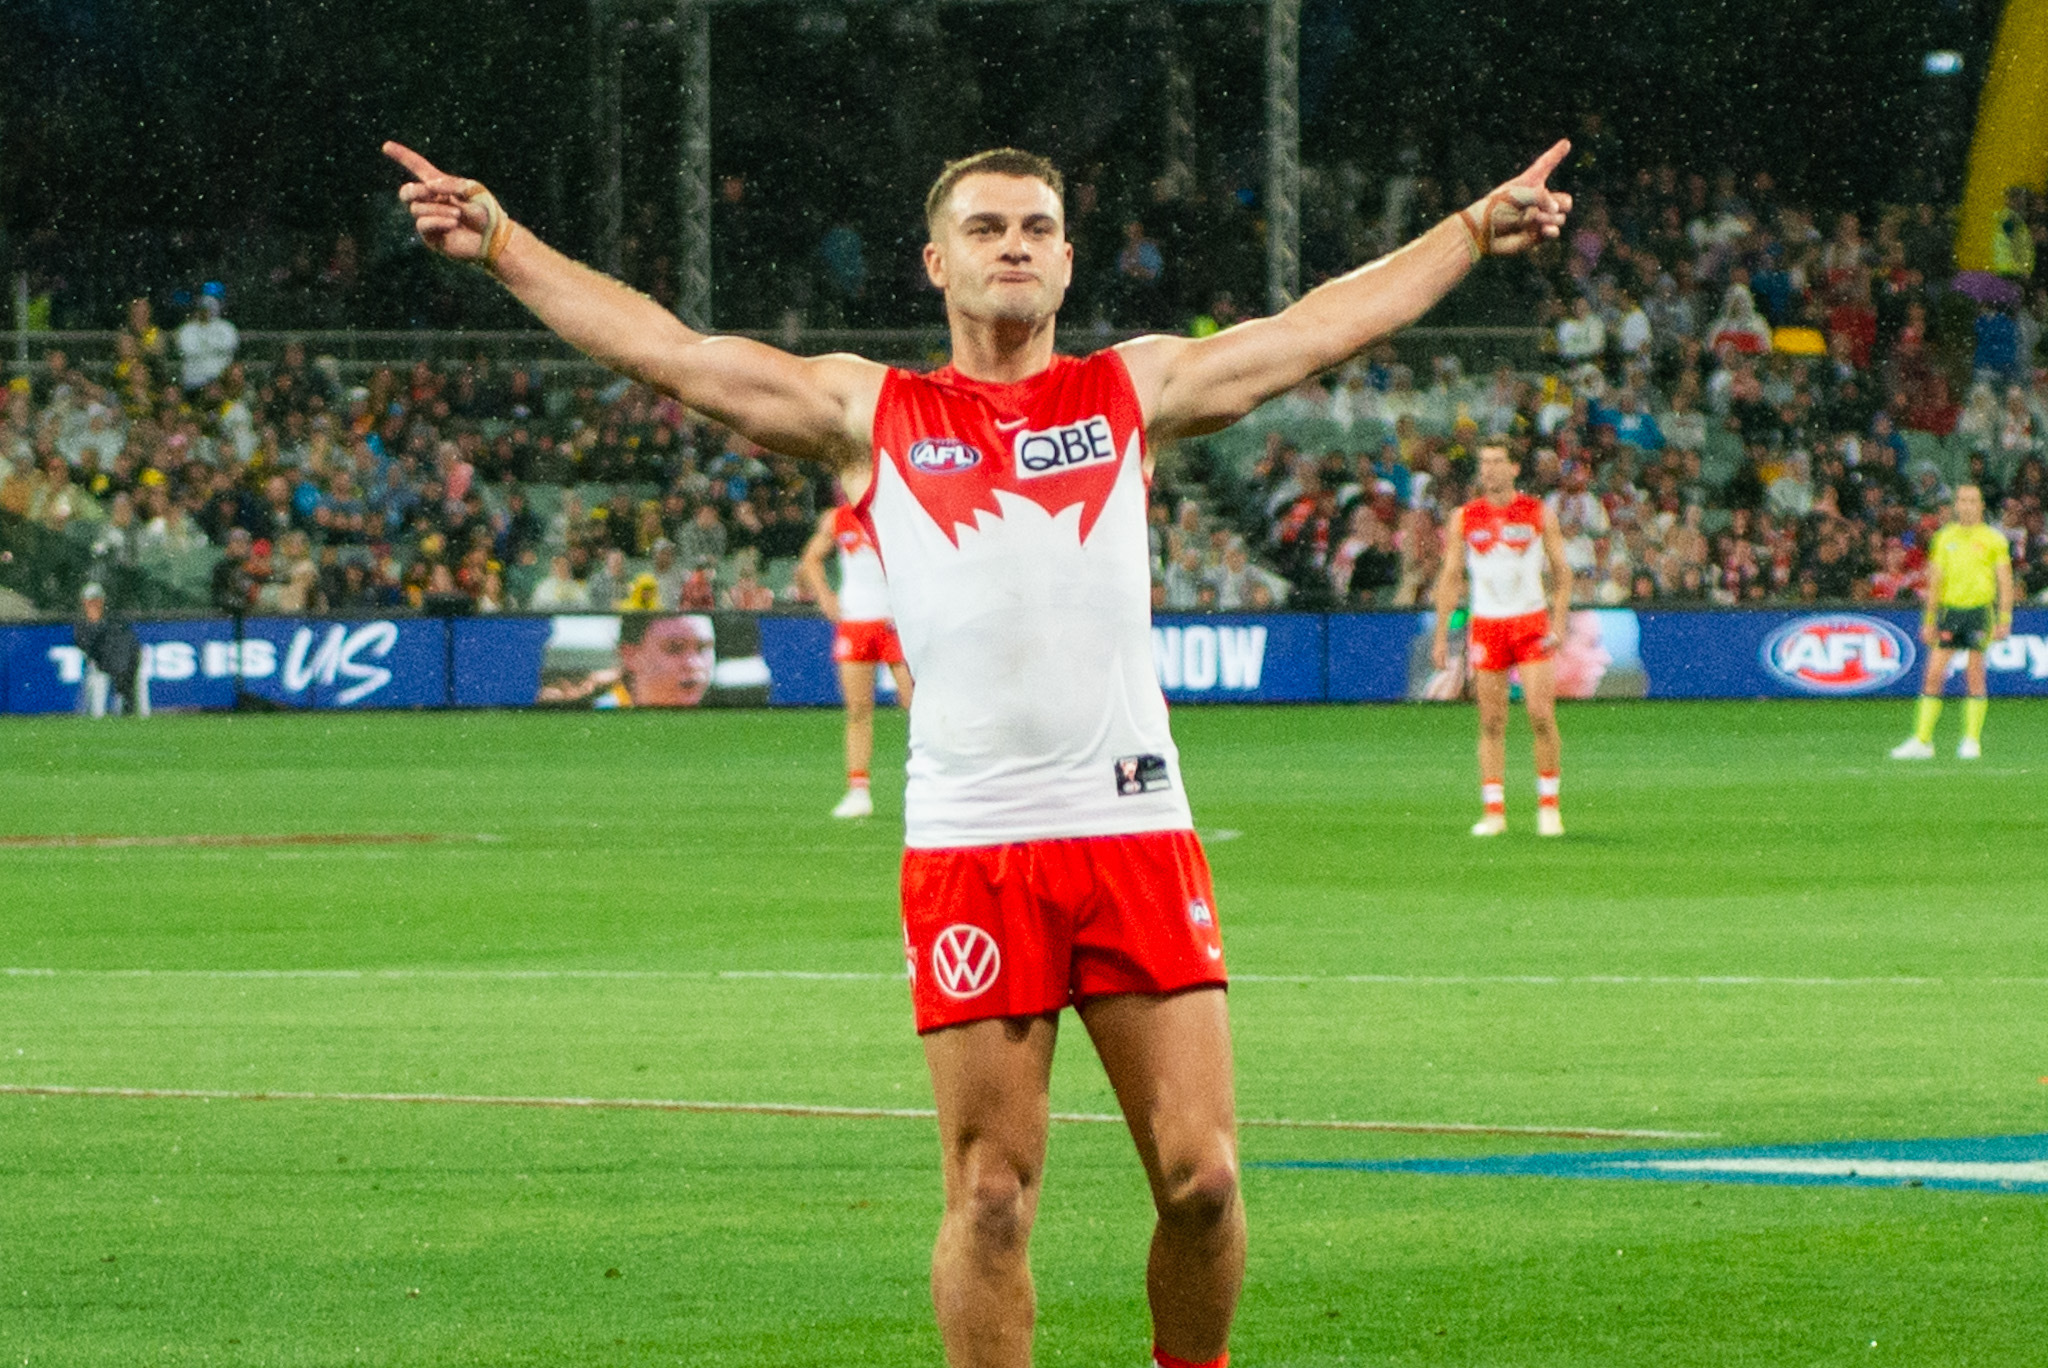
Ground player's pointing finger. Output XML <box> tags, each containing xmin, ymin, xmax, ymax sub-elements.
<box><xmin>1518</xmin><ymin>139</ymin><xmax>1572</xmax><ymax>187</ymax></box>
<box><xmin>382</xmin><ymin>141</ymin><xmax>442</xmax><ymax>183</ymax></box>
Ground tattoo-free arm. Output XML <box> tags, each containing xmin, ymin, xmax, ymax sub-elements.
<box><xmin>1121</xmin><ymin>142</ymin><xmax>1573</xmax><ymax>442</ymax></box>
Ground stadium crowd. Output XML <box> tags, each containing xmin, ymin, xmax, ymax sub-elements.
<box><xmin>1177</xmin><ymin>167</ymin><xmax>2048</xmax><ymax>612</ymax></box>
<box><xmin>4</xmin><ymin>163</ymin><xmax>2047</xmax><ymax>618</ymax></box>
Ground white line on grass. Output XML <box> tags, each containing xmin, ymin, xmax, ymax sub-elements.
<box><xmin>0</xmin><ymin>1083</ymin><xmax>1713</xmax><ymax>1141</ymax></box>
<box><xmin>8</xmin><ymin>967</ymin><xmax>2043</xmax><ymax>986</ymax></box>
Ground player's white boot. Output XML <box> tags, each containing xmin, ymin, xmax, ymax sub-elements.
<box><xmin>1958</xmin><ymin>737</ymin><xmax>1982</xmax><ymax>760</ymax></box>
<box><xmin>1889</xmin><ymin>737</ymin><xmax>1935</xmax><ymax>760</ymax></box>
<box><xmin>1470</xmin><ymin>812</ymin><xmax>1507</xmax><ymax>837</ymax></box>
<box><xmin>1536</xmin><ymin>807</ymin><xmax>1565</xmax><ymax>838</ymax></box>
<box><xmin>831</xmin><ymin>786</ymin><xmax>874</xmax><ymax>819</ymax></box>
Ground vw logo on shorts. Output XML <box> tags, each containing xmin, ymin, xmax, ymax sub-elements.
<box><xmin>931</xmin><ymin>924</ymin><xmax>1001</xmax><ymax>1000</ymax></box>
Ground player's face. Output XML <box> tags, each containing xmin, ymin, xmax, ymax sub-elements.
<box><xmin>924</xmin><ymin>174</ymin><xmax>1072</xmax><ymax>325</ymax></box>
<box><xmin>1955</xmin><ymin>486</ymin><xmax>1984</xmax><ymax>524</ymax></box>
<box><xmin>1477</xmin><ymin>447</ymin><xmax>1518</xmax><ymax>498</ymax></box>
<box><xmin>620</xmin><ymin>615</ymin><xmax>716</xmax><ymax>706</ymax></box>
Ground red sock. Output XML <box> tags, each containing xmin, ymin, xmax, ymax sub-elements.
<box><xmin>1154</xmin><ymin>1351</ymin><xmax>1227</xmax><ymax>1368</ymax></box>
<box><xmin>1481</xmin><ymin>779</ymin><xmax>1505</xmax><ymax>815</ymax></box>
<box><xmin>1537</xmin><ymin>771</ymin><xmax>1560</xmax><ymax>810</ymax></box>
<box><xmin>847</xmin><ymin>769</ymin><xmax>869</xmax><ymax>789</ymax></box>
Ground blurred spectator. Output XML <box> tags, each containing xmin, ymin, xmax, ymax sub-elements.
<box><xmin>74</xmin><ymin>584</ymin><xmax>146</xmax><ymax>719</ymax></box>
<box><xmin>176</xmin><ymin>294</ymin><xmax>240</xmax><ymax>391</ymax></box>
<box><xmin>586</xmin><ymin>548</ymin><xmax>627</xmax><ymax>610</ymax></box>
<box><xmin>1115</xmin><ymin>221</ymin><xmax>1166</xmax><ymax>324</ymax></box>
<box><xmin>674</xmin><ymin>502</ymin><xmax>728</xmax><ymax>565</ymax></box>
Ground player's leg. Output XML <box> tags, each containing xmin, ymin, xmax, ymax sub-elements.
<box><xmin>889</xmin><ymin>660</ymin><xmax>916</xmax><ymax>708</ymax></box>
<box><xmin>1078</xmin><ymin>988</ymin><xmax>1242</xmax><ymax>1367</ymax></box>
<box><xmin>833</xmin><ymin>659</ymin><xmax>878</xmax><ymax>817</ymax></box>
<box><xmin>1960</xmin><ymin>646</ymin><xmax>1989</xmax><ymax>758</ymax></box>
<box><xmin>1893</xmin><ymin>644</ymin><xmax>1953</xmax><ymax>758</ymax></box>
<box><xmin>924</xmin><ymin>1014</ymin><xmax>1060</xmax><ymax>1368</ymax></box>
<box><xmin>1472</xmin><ymin>668</ymin><xmax>1510</xmax><ymax>835</ymax></box>
<box><xmin>1519</xmin><ymin>654</ymin><xmax>1564</xmax><ymax>835</ymax></box>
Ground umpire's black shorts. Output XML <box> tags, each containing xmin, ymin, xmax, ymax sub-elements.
<box><xmin>1935</xmin><ymin>605</ymin><xmax>1995</xmax><ymax>652</ymax></box>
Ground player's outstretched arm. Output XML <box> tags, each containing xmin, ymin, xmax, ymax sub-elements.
<box><xmin>1430</xmin><ymin>510</ymin><xmax>1468</xmax><ymax>671</ymax></box>
<box><xmin>794</xmin><ymin>512</ymin><xmax>842</xmax><ymax>622</ymax></box>
<box><xmin>383</xmin><ymin>142</ymin><xmax>882</xmax><ymax>467</ymax></box>
<box><xmin>1121</xmin><ymin>142</ymin><xmax>1573</xmax><ymax>443</ymax></box>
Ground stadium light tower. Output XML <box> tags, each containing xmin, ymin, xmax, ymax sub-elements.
<box><xmin>596</xmin><ymin>0</ymin><xmax>1296</xmax><ymax>332</ymax></box>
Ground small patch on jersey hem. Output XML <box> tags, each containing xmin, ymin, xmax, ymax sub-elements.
<box><xmin>1114</xmin><ymin>754</ymin><xmax>1172</xmax><ymax>796</ymax></box>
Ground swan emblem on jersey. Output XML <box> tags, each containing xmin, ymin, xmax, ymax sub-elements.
<box><xmin>931</xmin><ymin>924</ymin><xmax>1002</xmax><ymax>999</ymax></box>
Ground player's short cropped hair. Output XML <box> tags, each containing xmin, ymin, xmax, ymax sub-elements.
<box><xmin>924</xmin><ymin>148</ymin><xmax>1065</xmax><ymax>235</ymax></box>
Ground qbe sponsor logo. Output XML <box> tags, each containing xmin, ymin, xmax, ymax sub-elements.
<box><xmin>930</xmin><ymin>924</ymin><xmax>1001</xmax><ymax>1000</ymax></box>
<box><xmin>1013</xmin><ymin>415</ymin><xmax>1117</xmax><ymax>479</ymax></box>
<box><xmin>908</xmin><ymin>438</ymin><xmax>982</xmax><ymax>474</ymax></box>
<box><xmin>1760</xmin><ymin>614</ymin><xmax>1914</xmax><ymax>693</ymax></box>
<box><xmin>1152</xmin><ymin>625</ymin><xmax>1267</xmax><ymax>692</ymax></box>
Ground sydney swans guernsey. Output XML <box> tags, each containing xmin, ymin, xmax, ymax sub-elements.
<box><xmin>830</xmin><ymin>505</ymin><xmax>895</xmax><ymax>623</ymax></box>
<box><xmin>858</xmin><ymin>350</ymin><xmax>1190</xmax><ymax>849</ymax></box>
<box><xmin>1460</xmin><ymin>491</ymin><xmax>1550</xmax><ymax>621</ymax></box>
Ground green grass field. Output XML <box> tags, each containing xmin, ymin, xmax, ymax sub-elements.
<box><xmin>3</xmin><ymin>699</ymin><xmax>2045</xmax><ymax>1366</ymax></box>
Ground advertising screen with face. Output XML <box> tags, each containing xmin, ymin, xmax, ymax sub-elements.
<box><xmin>536</xmin><ymin>613</ymin><xmax>771</xmax><ymax>708</ymax></box>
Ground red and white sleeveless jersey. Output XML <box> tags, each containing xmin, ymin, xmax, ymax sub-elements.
<box><xmin>1460</xmin><ymin>492</ymin><xmax>1550</xmax><ymax>620</ymax></box>
<box><xmin>859</xmin><ymin>350</ymin><xmax>1191</xmax><ymax>850</ymax></box>
<box><xmin>831</xmin><ymin>505</ymin><xmax>894</xmax><ymax>623</ymax></box>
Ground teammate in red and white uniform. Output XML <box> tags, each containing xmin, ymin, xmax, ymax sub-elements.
<box><xmin>796</xmin><ymin>504</ymin><xmax>915</xmax><ymax>818</ymax></box>
<box><xmin>389</xmin><ymin>137</ymin><xmax>1570</xmax><ymax>1368</ymax></box>
<box><xmin>1431</xmin><ymin>445</ymin><xmax>1574</xmax><ymax>837</ymax></box>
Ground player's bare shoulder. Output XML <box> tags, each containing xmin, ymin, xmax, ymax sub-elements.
<box><xmin>782</xmin><ymin>350</ymin><xmax>890</xmax><ymax>470</ymax></box>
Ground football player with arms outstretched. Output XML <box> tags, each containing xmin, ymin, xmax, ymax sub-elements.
<box><xmin>386</xmin><ymin>135</ymin><xmax>1570</xmax><ymax>1368</ymax></box>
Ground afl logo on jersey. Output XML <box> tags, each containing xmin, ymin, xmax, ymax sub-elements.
<box><xmin>908</xmin><ymin>438</ymin><xmax>982</xmax><ymax>474</ymax></box>
<box><xmin>1015</xmin><ymin>415</ymin><xmax>1117</xmax><ymax>479</ymax></box>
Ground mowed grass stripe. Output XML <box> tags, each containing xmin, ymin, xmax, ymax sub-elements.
<box><xmin>0</xmin><ymin>1084</ymin><xmax>1712</xmax><ymax>1140</ymax></box>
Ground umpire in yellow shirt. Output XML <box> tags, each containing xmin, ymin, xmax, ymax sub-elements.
<box><xmin>1892</xmin><ymin>485</ymin><xmax>2015</xmax><ymax>760</ymax></box>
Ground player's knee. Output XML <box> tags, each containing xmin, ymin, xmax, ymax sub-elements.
<box><xmin>1157</xmin><ymin>1153</ymin><xmax>1240</xmax><ymax>1232</ymax></box>
<box><xmin>1528</xmin><ymin>711</ymin><xmax>1559</xmax><ymax>741</ymax></box>
<box><xmin>1478</xmin><ymin>713</ymin><xmax>1508</xmax><ymax>742</ymax></box>
<box><xmin>845</xmin><ymin>694</ymin><xmax>875</xmax><ymax>723</ymax></box>
<box><xmin>951</xmin><ymin>1154</ymin><xmax>1038</xmax><ymax>1254</ymax></box>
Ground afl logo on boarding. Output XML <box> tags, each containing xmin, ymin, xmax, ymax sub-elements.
<box><xmin>931</xmin><ymin>925</ymin><xmax>1002</xmax><ymax>1000</ymax></box>
<box><xmin>1761</xmin><ymin>614</ymin><xmax>1915</xmax><ymax>694</ymax></box>
<box><xmin>909</xmin><ymin>439</ymin><xmax>982</xmax><ymax>474</ymax></box>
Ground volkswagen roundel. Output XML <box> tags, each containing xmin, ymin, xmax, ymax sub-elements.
<box><xmin>930</xmin><ymin>924</ymin><xmax>1001</xmax><ymax>1000</ymax></box>
<box><xmin>1760</xmin><ymin>614</ymin><xmax>1916</xmax><ymax>694</ymax></box>
<box><xmin>907</xmin><ymin>438</ymin><xmax>982</xmax><ymax>474</ymax></box>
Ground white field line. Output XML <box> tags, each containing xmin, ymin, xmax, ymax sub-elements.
<box><xmin>7</xmin><ymin>967</ymin><xmax>2044</xmax><ymax>987</ymax></box>
<box><xmin>0</xmin><ymin>1083</ymin><xmax>1713</xmax><ymax>1141</ymax></box>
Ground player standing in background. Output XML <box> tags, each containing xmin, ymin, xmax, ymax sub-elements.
<box><xmin>386</xmin><ymin>135</ymin><xmax>1569</xmax><ymax>1368</ymax></box>
<box><xmin>1431</xmin><ymin>445</ymin><xmax>1573</xmax><ymax>836</ymax></box>
<box><xmin>1891</xmin><ymin>484</ymin><xmax>2013</xmax><ymax>760</ymax></box>
<box><xmin>796</xmin><ymin>505</ymin><xmax>915</xmax><ymax>817</ymax></box>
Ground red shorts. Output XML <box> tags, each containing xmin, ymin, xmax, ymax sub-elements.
<box><xmin>901</xmin><ymin>830</ymin><xmax>1227</xmax><ymax>1033</ymax></box>
<box><xmin>833</xmin><ymin>619</ymin><xmax>905</xmax><ymax>665</ymax></box>
<box><xmin>1468</xmin><ymin>610</ymin><xmax>1553</xmax><ymax>673</ymax></box>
